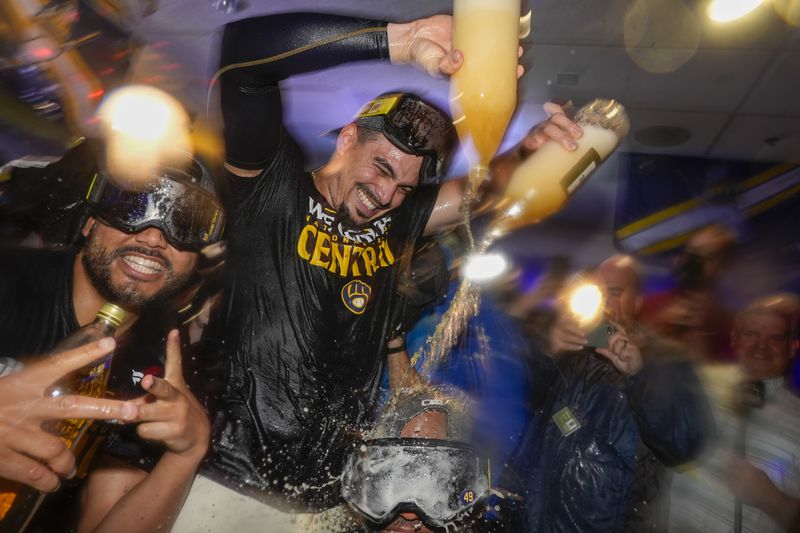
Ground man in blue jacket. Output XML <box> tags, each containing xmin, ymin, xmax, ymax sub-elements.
<box><xmin>500</xmin><ymin>254</ymin><xmax>711</xmax><ymax>532</ymax></box>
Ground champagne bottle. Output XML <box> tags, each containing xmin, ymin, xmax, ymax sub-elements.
<box><xmin>486</xmin><ymin>99</ymin><xmax>630</xmax><ymax>243</ymax></box>
<box><xmin>0</xmin><ymin>303</ymin><xmax>127</xmax><ymax>532</ymax></box>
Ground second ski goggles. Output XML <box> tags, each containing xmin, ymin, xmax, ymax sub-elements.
<box><xmin>350</xmin><ymin>93</ymin><xmax>456</xmax><ymax>185</ymax></box>
<box><xmin>341</xmin><ymin>438</ymin><xmax>490</xmax><ymax>528</ymax></box>
<box><xmin>86</xmin><ymin>168</ymin><xmax>225</xmax><ymax>252</ymax></box>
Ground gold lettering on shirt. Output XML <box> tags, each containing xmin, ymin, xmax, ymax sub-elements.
<box><xmin>297</xmin><ymin>197</ymin><xmax>398</xmax><ymax>279</ymax></box>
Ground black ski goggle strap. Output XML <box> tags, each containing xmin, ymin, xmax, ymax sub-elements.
<box><xmin>355</xmin><ymin>93</ymin><xmax>456</xmax><ymax>184</ymax></box>
<box><xmin>86</xmin><ymin>171</ymin><xmax>225</xmax><ymax>251</ymax></box>
<box><xmin>341</xmin><ymin>438</ymin><xmax>489</xmax><ymax>528</ymax></box>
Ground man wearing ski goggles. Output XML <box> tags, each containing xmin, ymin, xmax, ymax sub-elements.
<box><xmin>341</xmin><ymin>390</ymin><xmax>489</xmax><ymax>532</ymax></box>
<box><xmin>342</xmin><ymin>92</ymin><xmax>456</xmax><ymax>186</ymax></box>
<box><xmin>86</xmin><ymin>163</ymin><xmax>225</xmax><ymax>253</ymax></box>
<box><xmin>81</xmin><ymin>157</ymin><xmax>225</xmax><ymax>314</ymax></box>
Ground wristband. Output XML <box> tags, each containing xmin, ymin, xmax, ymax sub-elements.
<box><xmin>386</xmin><ymin>341</ymin><xmax>406</xmax><ymax>355</ymax></box>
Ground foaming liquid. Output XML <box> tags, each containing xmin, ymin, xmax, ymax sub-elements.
<box><xmin>486</xmin><ymin>124</ymin><xmax>620</xmax><ymax>243</ymax></box>
<box><xmin>450</xmin><ymin>0</ymin><xmax>519</xmax><ymax>168</ymax></box>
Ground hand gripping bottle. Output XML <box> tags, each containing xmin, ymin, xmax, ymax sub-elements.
<box><xmin>486</xmin><ymin>99</ymin><xmax>630</xmax><ymax>242</ymax></box>
<box><xmin>0</xmin><ymin>303</ymin><xmax>127</xmax><ymax>532</ymax></box>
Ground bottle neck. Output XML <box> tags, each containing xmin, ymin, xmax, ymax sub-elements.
<box><xmin>92</xmin><ymin>312</ymin><xmax>133</xmax><ymax>338</ymax></box>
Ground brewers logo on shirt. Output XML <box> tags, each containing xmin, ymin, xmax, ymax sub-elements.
<box><xmin>297</xmin><ymin>197</ymin><xmax>396</xmax><ymax>314</ymax></box>
<box><xmin>341</xmin><ymin>280</ymin><xmax>372</xmax><ymax>314</ymax></box>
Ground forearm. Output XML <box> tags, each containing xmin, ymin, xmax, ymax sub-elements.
<box><xmin>81</xmin><ymin>450</ymin><xmax>204</xmax><ymax>533</ymax></box>
<box><xmin>219</xmin><ymin>13</ymin><xmax>389</xmax><ymax>169</ymax></box>
<box><xmin>220</xmin><ymin>13</ymin><xmax>389</xmax><ymax>82</ymax></box>
<box><xmin>386</xmin><ymin>340</ymin><xmax>420</xmax><ymax>390</ymax></box>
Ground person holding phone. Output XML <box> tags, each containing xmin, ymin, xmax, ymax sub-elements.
<box><xmin>495</xmin><ymin>254</ymin><xmax>711</xmax><ymax>532</ymax></box>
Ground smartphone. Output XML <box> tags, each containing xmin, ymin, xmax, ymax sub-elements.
<box><xmin>586</xmin><ymin>322</ymin><xmax>615</xmax><ymax>349</ymax></box>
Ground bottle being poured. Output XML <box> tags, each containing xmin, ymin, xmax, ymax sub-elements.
<box><xmin>483</xmin><ymin>98</ymin><xmax>630</xmax><ymax>248</ymax></box>
<box><xmin>449</xmin><ymin>0</ymin><xmax>522</xmax><ymax>212</ymax></box>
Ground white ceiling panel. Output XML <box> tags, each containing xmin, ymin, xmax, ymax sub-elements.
<box><xmin>522</xmin><ymin>44</ymin><xmax>637</xmax><ymax>105</ymax></box>
<box><xmin>739</xmin><ymin>51</ymin><xmax>800</xmax><ymax>116</ymax></box>
<box><xmin>621</xmin><ymin>48</ymin><xmax>773</xmax><ymax>113</ymax></box>
<box><xmin>708</xmin><ymin>114</ymin><xmax>800</xmax><ymax>161</ymax></box>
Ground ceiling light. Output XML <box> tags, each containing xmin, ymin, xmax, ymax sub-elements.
<box><xmin>707</xmin><ymin>0</ymin><xmax>765</xmax><ymax>22</ymax></box>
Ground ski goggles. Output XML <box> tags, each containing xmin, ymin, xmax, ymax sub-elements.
<box><xmin>351</xmin><ymin>93</ymin><xmax>456</xmax><ymax>185</ymax></box>
<box><xmin>86</xmin><ymin>168</ymin><xmax>225</xmax><ymax>252</ymax></box>
<box><xmin>341</xmin><ymin>438</ymin><xmax>490</xmax><ymax>528</ymax></box>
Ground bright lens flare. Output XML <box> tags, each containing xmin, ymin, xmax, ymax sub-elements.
<box><xmin>97</xmin><ymin>85</ymin><xmax>191</xmax><ymax>185</ymax></box>
<box><xmin>108</xmin><ymin>97</ymin><xmax>171</xmax><ymax>140</ymax></box>
<box><xmin>707</xmin><ymin>0</ymin><xmax>765</xmax><ymax>22</ymax></box>
<box><xmin>568</xmin><ymin>283</ymin><xmax>604</xmax><ymax>325</ymax></box>
<box><xmin>462</xmin><ymin>253</ymin><xmax>508</xmax><ymax>283</ymax></box>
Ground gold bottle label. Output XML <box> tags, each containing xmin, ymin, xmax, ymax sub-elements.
<box><xmin>560</xmin><ymin>147</ymin><xmax>602</xmax><ymax>195</ymax></box>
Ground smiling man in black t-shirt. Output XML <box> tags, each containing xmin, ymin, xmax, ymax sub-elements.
<box><xmin>181</xmin><ymin>10</ymin><xmax>586</xmax><ymax>530</ymax></box>
<box><xmin>0</xmin><ymin>154</ymin><xmax>224</xmax><ymax>532</ymax></box>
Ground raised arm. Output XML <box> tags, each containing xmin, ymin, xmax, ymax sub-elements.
<box><xmin>218</xmin><ymin>13</ymin><xmax>460</xmax><ymax>177</ymax></box>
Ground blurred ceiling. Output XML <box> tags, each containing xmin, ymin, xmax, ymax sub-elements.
<box><xmin>3</xmin><ymin>0</ymin><xmax>800</xmax><ymax>266</ymax></box>
<box><xmin>127</xmin><ymin>0</ymin><xmax>800</xmax><ymax>163</ymax></box>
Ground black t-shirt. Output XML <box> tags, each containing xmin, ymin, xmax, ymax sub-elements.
<box><xmin>203</xmin><ymin>130</ymin><xmax>439</xmax><ymax>509</ymax></box>
<box><xmin>0</xmin><ymin>247</ymin><xmax>79</xmax><ymax>356</ymax></box>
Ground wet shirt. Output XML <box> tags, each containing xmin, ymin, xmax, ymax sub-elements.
<box><xmin>202</xmin><ymin>131</ymin><xmax>438</xmax><ymax>509</ymax></box>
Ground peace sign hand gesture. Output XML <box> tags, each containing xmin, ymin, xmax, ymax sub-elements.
<box><xmin>132</xmin><ymin>330</ymin><xmax>209</xmax><ymax>459</ymax></box>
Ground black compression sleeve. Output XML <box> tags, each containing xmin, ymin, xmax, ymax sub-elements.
<box><xmin>219</xmin><ymin>13</ymin><xmax>390</xmax><ymax>170</ymax></box>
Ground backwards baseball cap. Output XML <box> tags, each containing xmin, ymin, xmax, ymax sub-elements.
<box><xmin>86</xmin><ymin>156</ymin><xmax>225</xmax><ymax>252</ymax></box>
<box><xmin>340</xmin><ymin>92</ymin><xmax>457</xmax><ymax>185</ymax></box>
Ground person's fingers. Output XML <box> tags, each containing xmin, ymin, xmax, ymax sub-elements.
<box><xmin>559</xmin><ymin>331</ymin><xmax>587</xmax><ymax>346</ymax></box>
<box><xmin>136</xmin><ymin>421</ymin><xmax>179</xmax><ymax>442</ymax></box>
<box><xmin>33</xmin><ymin>394</ymin><xmax>138</xmax><ymax>422</ymax></box>
<box><xmin>10</xmin><ymin>428</ymin><xmax>75</xmax><ymax>478</ymax></box>
<box><xmin>543</xmin><ymin>102</ymin><xmax>566</xmax><ymax>117</ymax></box>
<box><xmin>135</xmin><ymin>400</ymin><xmax>181</xmax><ymax>423</ymax></box>
<box><xmin>595</xmin><ymin>348</ymin><xmax>623</xmax><ymax>367</ymax></box>
<box><xmin>546</xmin><ymin>113</ymin><xmax>583</xmax><ymax>140</ymax></box>
<box><xmin>542</xmin><ymin>123</ymin><xmax>578</xmax><ymax>151</ymax></box>
<box><xmin>518</xmin><ymin>46</ymin><xmax>524</xmax><ymax>58</ymax></box>
<box><xmin>27</xmin><ymin>337</ymin><xmax>115</xmax><ymax>382</ymax></box>
<box><xmin>140</xmin><ymin>375</ymin><xmax>179</xmax><ymax>402</ymax></box>
<box><xmin>607</xmin><ymin>334</ymin><xmax>630</xmax><ymax>356</ymax></box>
<box><xmin>163</xmin><ymin>330</ymin><xmax>184</xmax><ymax>385</ymax></box>
<box><xmin>556</xmin><ymin>341</ymin><xmax>587</xmax><ymax>352</ymax></box>
<box><xmin>555</xmin><ymin>322</ymin><xmax>586</xmax><ymax>342</ymax></box>
<box><xmin>552</xmin><ymin>328</ymin><xmax>587</xmax><ymax>352</ymax></box>
<box><xmin>438</xmin><ymin>49</ymin><xmax>462</xmax><ymax>75</ymax></box>
<box><xmin>517</xmin><ymin>64</ymin><xmax>525</xmax><ymax>79</ymax></box>
<box><xmin>0</xmin><ymin>452</ymin><xmax>61</xmax><ymax>492</ymax></box>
